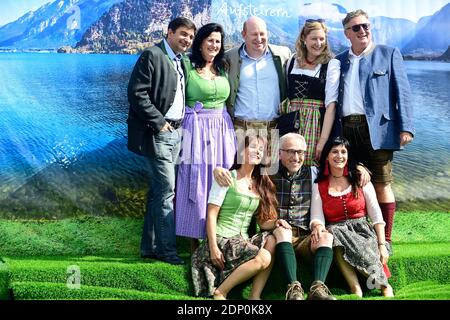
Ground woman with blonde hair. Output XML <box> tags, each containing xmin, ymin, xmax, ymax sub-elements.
<box><xmin>279</xmin><ymin>19</ymin><xmax>339</xmax><ymax>166</ymax></box>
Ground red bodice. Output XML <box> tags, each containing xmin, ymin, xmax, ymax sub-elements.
<box><xmin>318</xmin><ymin>179</ymin><xmax>366</xmax><ymax>223</ymax></box>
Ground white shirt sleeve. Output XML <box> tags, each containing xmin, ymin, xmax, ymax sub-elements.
<box><xmin>310</xmin><ymin>182</ymin><xmax>326</xmax><ymax>229</ymax></box>
<box><xmin>324</xmin><ymin>58</ymin><xmax>340</xmax><ymax>108</ymax></box>
<box><xmin>207</xmin><ymin>178</ymin><xmax>230</xmax><ymax>207</ymax></box>
<box><xmin>311</xmin><ymin>166</ymin><xmax>318</xmax><ymax>181</ymax></box>
<box><xmin>363</xmin><ymin>182</ymin><xmax>385</xmax><ymax>226</ymax></box>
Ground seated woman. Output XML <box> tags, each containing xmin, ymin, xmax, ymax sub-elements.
<box><xmin>310</xmin><ymin>136</ymin><xmax>394</xmax><ymax>298</ymax></box>
<box><xmin>191</xmin><ymin>135</ymin><xmax>279</xmax><ymax>300</ymax></box>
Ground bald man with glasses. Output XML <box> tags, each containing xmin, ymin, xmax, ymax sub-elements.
<box><xmin>333</xmin><ymin>9</ymin><xmax>415</xmax><ymax>249</ymax></box>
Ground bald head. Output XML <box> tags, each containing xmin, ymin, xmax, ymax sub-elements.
<box><xmin>242</xmin><ymin>16</ymin><xmax>268</xmax><ymax>58</ymax></box>
<box><xmin>279</xmin><ymin>133</ymin><xmax>307</xmax><ymax>175</ymax></box>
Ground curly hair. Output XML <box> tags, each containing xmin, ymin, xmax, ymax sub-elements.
<box><xmin>189</xmin><ymin>23</ymin><xmax>228</xmax><ymax>72</ymax></box>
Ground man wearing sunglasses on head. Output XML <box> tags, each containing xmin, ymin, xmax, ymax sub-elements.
<box><xmin>333</xmin><ymin>10</ymin><xmax>415</xmax><ymax>250</ymax></box>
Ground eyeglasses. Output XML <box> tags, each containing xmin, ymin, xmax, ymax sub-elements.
<box><xmin>306</xmin><ymin>18</ymin><xmax>325</xmax><ymax>23</ymax></box>
<box><xmin>346</xmin><ymin>23</ymin><xmax>370</xmax><ymax>32</ymax></box>
<box><xmin>280</xmin><ymin>149</ymin><xmax>305</xmax><ymax>157</ymax></box>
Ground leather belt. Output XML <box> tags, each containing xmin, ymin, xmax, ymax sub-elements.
<box><xmin>166</xmin><ymin>119</ymin><xmax>182</xmax><ymax>129</ymax></box>
<box><xmin>234</xmin><ymin>118</ymin><xmax>277</xmax><ymax>128</ymax></box>
<box><xmin>343</xmin><ymin>114</ymin><xmax>366</xmax><ymax>123</ymax></box>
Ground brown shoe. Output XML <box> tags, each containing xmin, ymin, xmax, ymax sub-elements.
<box><xmin>285</xmin><ymin>281</ymin><xmax>305</xmax><ymax>300</ymax></box>
<box><xmin>307</xmin><ymin>281</ymin><xmax>336</xmax><ymax>300</ymax></box>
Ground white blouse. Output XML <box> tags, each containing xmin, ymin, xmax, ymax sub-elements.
<box><xmin>287</xmin><ymin>57</ymin><xmax>340</xmax><ymax>108</ymax></box>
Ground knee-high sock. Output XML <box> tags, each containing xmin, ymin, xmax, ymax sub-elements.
<box><xmin>276</xmin><ymin>242</ymin><xmax>297</xmax><ymax>285</ymax></box>
<box><xmin>380</xmin><ymin>202</ymin><xmax>396</xmax><ymax>243</ymax></box>
<box><xmin>313</xmin><ymin>247</ymin><xmax>333</xmax><ymax>283</ymax></box>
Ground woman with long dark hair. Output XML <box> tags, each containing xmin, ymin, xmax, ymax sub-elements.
<box><xmin>191</xmin><ymin>135</ymin><xmax>279</xmax><ymax>300</ymax></box>
<box><xmin>310</xmin><ymin>136</ymin><xmax>394</xmax><ymax>297</ymax></box>
<box><xmin>175</xmin><ymin>23</ymin><xmax>236</xmax><ymax>251</ymax></box>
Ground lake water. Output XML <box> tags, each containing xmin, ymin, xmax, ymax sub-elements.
<box><xmin>0</xmin><ymin>53</ymin><xmax>449</xmax><ymax>216</ymax></box>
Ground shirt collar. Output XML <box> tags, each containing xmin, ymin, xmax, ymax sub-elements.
<box><xmin>163</xmin><ymin>38</ymin><xmax>182</xmax><ymax>61</ymax></box>
<box><xmin>349</xmin><ymin>41</ymin><xmax>375</xmax><ymax>59</ymax></box>
<box><xmin>240</xmin><ymin>44</ymin><xmax>270</xmax><ymax>60</ymax></box>
<box><xmin>279</xmin><ymin>162</ymin><xmax>308</xmax><ymax>180</ymax></box>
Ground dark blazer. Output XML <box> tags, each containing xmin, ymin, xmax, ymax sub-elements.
<box><xmin>334</xmin><ymin>45</ymin><xmax>415</xmax><ymax>150</ymax></box>
<box><xmin>127</xmin><ymin>41</ymin><xmax>189</xmax><ymax>156</ymax></box>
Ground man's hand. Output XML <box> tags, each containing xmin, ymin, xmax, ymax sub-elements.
<box><xmin>160</xmin><ymin>122</ymin><xmax>172</xmax><ymax>132</ymax></box>
<box><xmin>400</xmin><ymin>131</ymin><xmax>413</xmax><ymax>147</ymax></box>
<box><xmin>275</xmin><ymin>219</ymin><xmax>291</xmax><ymax>229</ymax></box>
<box><xmin>356</xmin><ymin>164</ymin><xmax>371</xmax><ymax>187</ymax></box>
<box><xmin>213</xmin><ymin>167</ymin><xmax>232</xmax><ymax>187</ymax></box>
<box><xmin>311</xmin><ymin>224</ymin><xmax>325</xmax><ymax>244</ymax></box>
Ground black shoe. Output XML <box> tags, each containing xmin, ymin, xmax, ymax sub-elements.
<box><xmin>157</xmin><ymin>255</ymin><xmax>185</xmax><ymax>265</ymax></box>
<box><xmin>140</xmin><ymin>253</ymin><xmax>157</xmax><ymax>259</ymax></box>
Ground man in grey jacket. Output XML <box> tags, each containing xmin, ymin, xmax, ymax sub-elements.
<box><xmin>225</xmin><ymin>16</ymin><xmax>291</xmax><ymax>162</ymax></box>
<box><xmin>127</xmin><ymin>17</ymin><xmax>196</xmax><ymax>265</ymax></box>
<box><xmin>334</xmin><ymin>10</ymin><xmax>415</xmax><ymax>246</ymax></box>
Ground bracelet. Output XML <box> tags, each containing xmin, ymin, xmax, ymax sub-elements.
<box><xmin>378</xmin><ymin>242</ymin><xmax>386</xmax><ymax>246</ymax></box>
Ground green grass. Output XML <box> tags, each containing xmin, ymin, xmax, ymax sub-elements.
<box><xmin>0</xmin><ymin>211</ymin><xmax>449</xmax><ymax>300</ymax></box>
<box><xmin>11</xmin><ymin>282</ymin><xmax>203</xmax><ymax>300</ymax></box>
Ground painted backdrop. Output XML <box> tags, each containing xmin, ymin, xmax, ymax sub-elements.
<box><xmin>0</xmin><ymin>0</ymin><xmax>449</xmax><ymax>218</ymax></box>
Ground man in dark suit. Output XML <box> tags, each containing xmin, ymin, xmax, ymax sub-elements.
<box><xmin>127</xmin><ymin>17</ymin><xmax>196</xmax><ymax>265</ymax></box>
<box><xmin>334</xmin><ymin>9</ymin><xmax>414</xmax><ymax>246</ymax></box>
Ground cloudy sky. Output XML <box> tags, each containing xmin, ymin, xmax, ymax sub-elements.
<box><xmin>0</xmin><ymin>0</ymin><xmax>50</xmax><ymax>26</ymax></box>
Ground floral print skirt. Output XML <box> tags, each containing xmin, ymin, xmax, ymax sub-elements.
<box><xmin>328</xmin><ymin>217</ymin><xmax>389</xmax><ymax>289</ymax></box>
<box><xmin>191</xmin><ymin>231</ymin><xmax>271</xmax><ymax>297</ymax></box>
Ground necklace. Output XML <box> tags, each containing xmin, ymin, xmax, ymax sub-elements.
<box><xmin>238</xmin><ymin>172</ymin><xmax>254</xmax><ymax>191</ymax></box>
<box><xmin>246</xmin><ymin>178</ymin><xmax>253</xmax><ymax>190</ymax></box>
<box><xmin>332</xmin><ymin>175</ymin><xmax>344</xmax><ymax>179</ymax></box>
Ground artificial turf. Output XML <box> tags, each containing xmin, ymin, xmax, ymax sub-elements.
<box><xmin>0</xmin><ymin>211</ymin><xmax>449</xmax><ymax>300</ymax></box>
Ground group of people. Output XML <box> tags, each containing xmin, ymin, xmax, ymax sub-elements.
<box><xmin>126</xmin><ymin>9</ymin><xmax>414</xmax><ymax>300</ymax></box>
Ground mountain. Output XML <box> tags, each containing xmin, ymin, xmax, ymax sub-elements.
<box><xmin>370</xmin><ymin>16</ymin><xmax>416</xmax><ymax>50</ymax></box>
<box><xmin>74</xmin><ymin>0</ymin><xmax>211</xmax><ymax>54</ymax></box>
<box><xmin>437</xmin><ymin>45</ymin><xmax>450</xmax><ymax>61</ymax></box>
<box><xmin>0</xmin><ymin>0</ymin><xmax>123</xmax><ymax>49</ymax></box>
<box><xmin>403</xmin><ymin>3</ymin><xmax>450</xmax><ymax>55</ymax></box>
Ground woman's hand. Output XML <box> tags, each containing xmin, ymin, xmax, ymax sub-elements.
<box><xmin>210</xmin><ymin>246</ymin><xmax>225</xmax><ymax>270</ymax></box>
<box><xmin>311</xmin><ymin>224</ymin><xmax>325</xmax><ymax>244</ymax></box>
<box><xmin>379</xmin><ymin>244</ymin><xmax>389</xmax><ymax>265</ymax></box>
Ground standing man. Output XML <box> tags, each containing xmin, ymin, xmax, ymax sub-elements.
<box><xmin>334</xmin><ymin>9</ymin><xmax>414</xmax><ymax>245</ymax></box>
<box><xmin>127</xmin><ymin>17</ymin><xmax>196</xmax><ymax>265</ymax></box>
<box><xmin>225</xmin><ymin>16</ymin><xmax>291</xmax><ymax>158</ymax></box>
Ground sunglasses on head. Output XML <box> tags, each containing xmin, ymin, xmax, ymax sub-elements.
<box><xmin>346</xmin><ymin>23</ymin><xmax>370</xmax><ymax>32</ymax></box>
<box><xmin>306</xmin><ymin>18</ymin><xmax>325</xmax><ymax>23</ymax></box>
